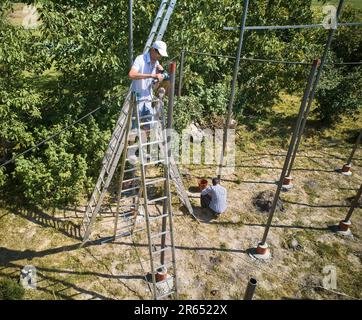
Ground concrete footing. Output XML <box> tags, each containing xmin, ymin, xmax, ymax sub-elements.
<box><xmin>282</xmin><ymin>176</ymin><xmax>294</xmax><ymax>189</ymax></box>
<box><xmin>249</xmin><ymin>242</ymin><xmax>271</xmax><ymax>260</ymax></box>
<box><xmin>156</xmin><ymin>267</ymin><xmax>168</xmax><ymax>282</ymax></box>
<box><xmin>341</xmin><ymin>164</ymin><xmax>352</xmax><ymax>176</ymax></box>
<box><xmin>336</xmin><ymin>220</ymin><xmax>353</xmax><ymax>237</ymax></box>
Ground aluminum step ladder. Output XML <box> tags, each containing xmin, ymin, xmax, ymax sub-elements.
<box><xmin>112</xmin><ymin>93</ymin><xmax>178</xmax><ymax>300</ymax></box>
<box><xmin>80</xmin><ymin>0</ymin><xmax>196</xmax><ymax>244</ymax></box>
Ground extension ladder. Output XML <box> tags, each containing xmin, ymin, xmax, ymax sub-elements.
<box><xmin>80</xmin><ymin>0</ymin><xmax>194</xmax><ymax>244</ymax></box>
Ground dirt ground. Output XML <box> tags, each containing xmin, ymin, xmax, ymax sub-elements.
<box><xmin>0</xmin><ymin>140</ymin><xmax>361</xmax><ymax>300</ymax></box>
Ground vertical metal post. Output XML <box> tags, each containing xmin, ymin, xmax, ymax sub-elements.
<box><xmin>217</xmin><ymin>0</ymin><xmax>249</xmax><ymax>180</ymax></box>
<box><xmin>286</xmin><ymin>0</ymin><xmax>345</xmax><ymax>177</ymax></box>
<box><xmin>286</xmin><ymin>60</ymin><xmax>320</xmax><ymax>177</ymax></box>
<box><xmin>260</xmin><ymin>60</ymin><xmax>319</xmax><ymax>246</ymax></box>
<box><xmin>161</xmin><ymin>62</ymin><xmax>176</xmax><ymax>265</ymax></box>
<box><xmin>344</xmin><ymin>184</ymin><xmax>362</xmax><ymax>222</ymax></box>
<box><xmin>244</xmin><ymin>278</ymin><xmax>257</xmax><ymax>300</ymax></box>
<box><xmin>178</xmin><ymin>49</ymin><xmax>185</xmax><ymax>98</ymax></box>
<box><xmin>129</xmin><ymin>0</ymin><xmax>134</xmax><ymax>67</ymax></box>
<box><xmin>346</xmin><ymin>130</ymin><xmax>362</xmax><ymax>165</ymax></box>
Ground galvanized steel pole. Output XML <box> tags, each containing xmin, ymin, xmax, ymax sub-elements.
<box><xmin>161</xmin><ymin>62</ymin><xmax>176</xmax><ymax>265</ymax></box>
<box><xmin>244</xmin><ymin>278</ymin><xmax>258</xmax><ymax>300</ymax></box>
<box><xmin>223</xmin><ymin>21</ymin><xmax>361</xmax><ymax>31</ymax></box>
<box><xmin>286</xmin><ymin>0</ymin><xmax>345</xmax><ymax>177</ymax></box>
<box><xmin>286</xmin><ymin>60</ymin><xmax>320</xmax><ymax>177</ymax></box>
<box><xmin>346</xmin><ymin>130</ymin><xmax>362</xmax><ymax>165</ymax></box>
<box><xmin>344</xmin><ymin>184</ymin><xmax>362</xmax><ymax>222</ymax></box>
<box><xmin>217</xmin><ymin>0</ymin><xmax>249</xmax><ymax>180</ymax></box>
<box><xmin>129</xmin><ymin>0</ymin><xmax>134</xmax><ymax>67</ymax></box>
<box><xmin>178</xmin><ymin>49</ymin><xmax>185</xmax><ymax>98</ymax></box>
<box><xmin>260</xmin><ymin>60</ymin><xmax>320</xmax><ymax>245</ymax></box>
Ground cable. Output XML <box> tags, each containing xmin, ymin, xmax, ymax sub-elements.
<box><xmin>224</xmin><ymin>22</ymin><xmax>362</xmax><ymax>31</ymax></box>
<box><xmin>163</xmin><ymin>54</ymin><xmax>181</xmax><ymax>66</ymax></box>
<box><xmin>177</xmin><ymin>213</ymin><xmax>359</xmax><ymax>299</ymax></box>
<box><xmin>184</xmin><ymin>50</ymin><xmax>362</xmax><ymax>66</ymax></box>
<box><xmin>0</xmin><ymin>102</ymin><xmax>114</xmax><ymax>168</ymax></box>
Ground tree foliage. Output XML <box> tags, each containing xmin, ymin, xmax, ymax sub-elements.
<box><xmin>0</xmin><ymin>0</ymin><xmax>360</xmax><ymax>208</ymax></box>
<box><xmin>0</xmin><ymin>277</ymin><xmax>25</xmax><ymax>300</ymax></box>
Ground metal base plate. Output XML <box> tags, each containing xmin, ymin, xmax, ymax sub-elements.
<box><xmin>248</xmin><ymin>248</ymin><xmax>272</xmax><ymax>261</ymax></box>
<box><xmin>341</xmin><ymin>171</ymin><xmax>352</xmax><ymax>176</ymax></box>
<box><xmin>336</xmin><ymin>229</ymin><xmax>353</xmax><ymax>238</ymax></box>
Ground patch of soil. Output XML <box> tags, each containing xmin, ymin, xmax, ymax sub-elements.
<box><xmin>252</xmin><ymin>190</ymin><xmax>285</xmax><ymax>213</ymax></box>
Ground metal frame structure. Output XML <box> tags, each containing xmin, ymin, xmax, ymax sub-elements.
<box><xmin>343</xmin><ymin>184</ymin><xmax>362</xmax><ymax>223</ymax></box>
<box><xmin>224</xmin><ymin>21</ymin><xmax>362</xmax><ymax>31</ymax></box>
<box><xmin>128</xmin><ymin>0</ymin><xmax>133</xmax><ymax>68</ymax></box>
<box><xmin>217</xmin><ymin>0</ymin><xmax>250</xmax><ymax>179</ymax></box>
<box><xmin>210</xmin><ymin>0</ymin><xmax>362</xmax><ymax>253</ymax></box>
<box><xmin>340</xmin><ymin>130</ymin><xmax>362</xmax><ymax>175</ymax></box>
<box><xmin>259</xmin><ymin>59</ymin><xmax>320</xmax><ymax>248</ymax></box>
<box><xmin>176</xmin><ymin>0</ymin><xmax>360</xmax><ymax>184</ymax></box>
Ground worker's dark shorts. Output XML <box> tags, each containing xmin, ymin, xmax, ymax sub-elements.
<box><xmin>200</xmin><ymin>194</ymin><xmax>219</xmax><ymax>215</ymax></box>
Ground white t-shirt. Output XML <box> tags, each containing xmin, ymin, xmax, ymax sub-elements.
<box><xmin>201</xmin><ymin>184</ymin><xmax>227</xmax><ymax>214</ymax></box>
<box><xmin>131</xmin><ymin>51</ymin><xmax>159</xmax><ymax>102</ymax></box>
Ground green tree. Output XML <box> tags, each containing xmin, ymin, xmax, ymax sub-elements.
<box><xmin>314</xmin><ymin>5</ymin><xmax>362</xmax><ymax>123</ymax></box>
<box><xmin>0</xmin><ymin>0</ymin><xmax>360</xmax><ymax>209</ymax></box>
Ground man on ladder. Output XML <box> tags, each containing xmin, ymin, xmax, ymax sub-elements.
<box><xmin>128</xmin><ymin>40</ymin><xmax>168</xmax><ymax>129</ymax></box>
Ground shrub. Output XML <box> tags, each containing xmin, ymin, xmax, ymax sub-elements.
<box><xmin>315</xmin><ymin>66</ymin><xmax>362</xmax><ymax>124</ymax></box>
<box><xmin>0</xmin><ymin>277</ymin><xmax>25</xmax><ymax>300</ymax></box>
<box><xmin>171</xmin><ymin>95</ymin><xmax>204</xmax><ymax>133</ymax></box>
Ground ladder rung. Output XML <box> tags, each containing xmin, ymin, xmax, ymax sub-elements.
<box><xmin>152</xmin><ymin>246</ymin><xmax>171</xmax><ymax>255</ymax></box>
<box><xmin>122</xmin><ymin>177</ymin><xmax>140</xmax><ymax>184</ymax></box>
<box><xmin>150</xmin><ymin>230</ymin><xmax>169</xmax><ymax>239</ymax></box>
<box><xmin>124</xmin><ymin>167</ymin><xmax>137</xmax><ymax>173</ymax></box>
<box><xmin>120</xmin><ymin>210</ymin><xmax>135</xmax><ymax>218</ymax></box>
<box><xmin>121</xmin><ymin>186</ymin><xmax>140</xmax><ymax>193</ymax></box>
<box><xmin>144</xmin><ymin>159</ymin><xmax>165</xmax><ymax>166</ymax></box>
<box><xmin>142</xmin><ymin>140</ymin><xmax>162</xmax><ymax>147</ymax></box>
<box><xmin>100</xmin><ymin>177</ymin><xmax>106</xmax><ymax>186</ymax></box>
<box><xmin>157</xmin><ymin>290</ymin><xmax>175</xmax><ymax>300</ymax></box>
<box><xmin>140</xmin><ymin>120</ymin><xmax>159</xmax><ymax>126</ymax></box>
<box><xmin>149</xmin><ymin>213</ymin><xmax>169</xmax><ymax>222</ymax></box>
<box><xmin>153</xmin><ymin>262</ymin><xmax>174</xmax><ymax>273</ymax></box>
<box><xmin>119</xmin><ymin>194</ymin><xmax>139</xmax><ymax>201</ymax></box>
<box><xmin>102</xmin><ymin>164</ymin><xmax>110</xmax><ymax>175</ymax></box>
<box><xmin>131</xmin><ymin>226</ymin><xmax>146</xmax><ymax>234</ymax></box>
<box><xmin>117</xmin><ymin>221</ymin><xmax>135</xmax><ymax>229</ymax></box>
<box><xmin>145</xmin><ymin>178</ymin><xmax>166</xmax><ymax>186</ymax></box>
<box><xmin>85</xmin><ymin>207</ymin><xmax>93</xmax><ymax>215</ymax></box>
<box><xmin>115</xmin><ymin>231</ymin><xmax>132</xmax><ymax>238</ymax></box>
<box><xmin>127</xmin><ymin>144</ymin><xmax>138</xmax><ymax>149</ymax></box>
<box><xmin>132</xmin><ymin>114</ymin><xmax>153</xmax><ymax>120</ymax></box>
<box><xmin>148</xmin><ymin>196</ymin><xmax>167</xmax><ymax>204</ymax></box>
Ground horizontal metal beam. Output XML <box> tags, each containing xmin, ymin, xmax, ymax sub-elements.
<box><xmin>183</xmin><ymin>50</ymin><xmax>361</xmax><ymax>66</ymax></box>
<box><xmin>224</xmin><ymin>22</ymin><xmax>362</xmax><ymax>31</ymax></box>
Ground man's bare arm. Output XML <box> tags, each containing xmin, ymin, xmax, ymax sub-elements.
<box><xmin>128</xmin><ymin>67</ymin><xmax>164</xmax><ymax>81</ymax></box>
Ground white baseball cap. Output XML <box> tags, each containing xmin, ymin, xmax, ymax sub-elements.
<box><xmin>152</xmin><ymin>40</ymin><xmax>168</xmax><ymax>57</ymax></box>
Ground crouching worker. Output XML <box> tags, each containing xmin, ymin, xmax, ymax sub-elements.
<box><xmin>200</xmin><ymin>178</ymin><xmax>227</xmax><ymax>217</ymax></box>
